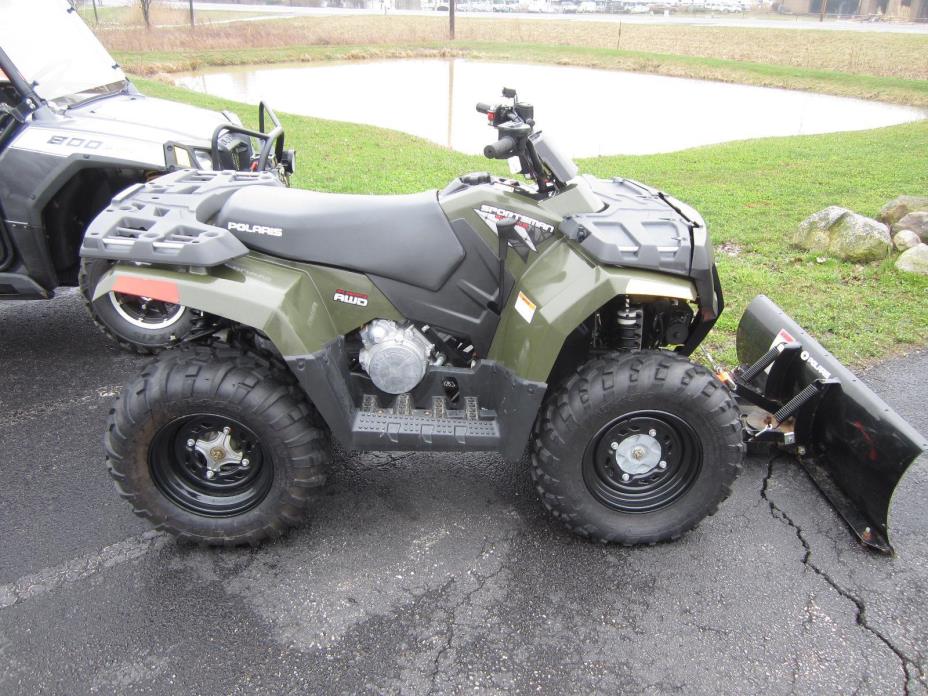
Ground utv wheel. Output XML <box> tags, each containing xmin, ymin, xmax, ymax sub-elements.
<box><xmin>105</xmin><ymin>346</ymin><xmax>329</xmax><ymax>545</ymax></box>
<box><xmin>79</xmin><ymin>258</ymin><xmax>196</xmax><ymax>354</ymax></box>
<box><xmin>531</xmin><ymin>351</ymin><xmax>744</xmax><ymax>545</ymax></box>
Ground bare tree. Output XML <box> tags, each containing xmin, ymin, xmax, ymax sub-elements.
<box><xmin>139</xmin><ymin>0</ymin><xmax>153</xmax><ymax>29</ymax></box>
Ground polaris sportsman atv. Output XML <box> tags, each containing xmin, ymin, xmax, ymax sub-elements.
<box><xmin>82</xmin><ymin>88</ymin><xmax>925</xmax><ymax>551</ymax></box>
<box><xmin>0</xmin><ymin>0</ymin><xmax>294</xmax><ymax>352</ymax></box>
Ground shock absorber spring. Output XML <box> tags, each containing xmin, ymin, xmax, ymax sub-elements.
<box><xmin>615</xmin><ymin>298</ymin><xmax>643</xmax><ymax>350</ymax></box>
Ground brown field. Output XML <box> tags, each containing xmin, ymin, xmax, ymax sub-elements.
<box><xmin>96</xmin><ymin>15</ymin><xmax>928</xmax><ymax>80</ymax></box>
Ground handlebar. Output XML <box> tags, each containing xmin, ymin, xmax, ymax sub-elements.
<box><xmin>210</xmin><ymin>101</ymin><xmax>284</xmax><ymax>172</ymax></box>
<box><xmin>476</xmin><ymin>102</ymin><xmax>492</xmax><ymax>115</ymax></box>
<box><xmin>484</xmin><ymin>136</ymin><xmax>516</xmax><ymax>160</ymax></box>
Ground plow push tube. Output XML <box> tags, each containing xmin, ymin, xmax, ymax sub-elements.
<box><xmin>734</xmin><ymin>295</ymin><xmax>927</xmax><ymax>553</ymax></box>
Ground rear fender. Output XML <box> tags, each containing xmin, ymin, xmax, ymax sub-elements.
<box><xmin>487</xmin><ymin>240</ymin><xmax>698</xmax><ymax>383</ymax></box>
<box><xmin>93</xmin><ymin>255</ymin><xmax>403</xmax><ymax>356</ymax></box>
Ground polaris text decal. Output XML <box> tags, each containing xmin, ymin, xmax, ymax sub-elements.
<box><xmin>333</xmin><ymin>289</ymin><xmax>369</xmax><ymax>307</ymax></box>
<box><xmin>227</xmin><ymin>221</ymin><xmax>283</xmax><ymax>237</ymax></box>
<box><xmin>474</xmin><ymin>205</ymin><xmax>555</xmax><ymax>252</ymax></box>
<box><xmin>770</xmin><ymin>328</ymin><xmax>833</xmax><ymax>381</ymax></box>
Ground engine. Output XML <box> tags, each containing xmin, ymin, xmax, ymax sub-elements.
<box><xmin>359</xmin><ymin>320</ymin><xmax>434</xmax><ymax>395</ymax></box>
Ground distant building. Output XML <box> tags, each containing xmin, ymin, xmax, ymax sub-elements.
<box><xmin>778</xmin><ymin>0</ymin><xmax>927</xmax><ymax>20</ymax></box>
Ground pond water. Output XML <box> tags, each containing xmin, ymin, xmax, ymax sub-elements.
<box><xmin>174</xmin><ymin>59</ymin><xmax>925</xmax><ymax>157</ymax></box>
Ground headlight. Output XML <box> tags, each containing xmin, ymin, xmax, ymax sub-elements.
<box><xmin>174</xmin><ymin>147</ymin><xmax>192</xmax><ymax>168</ymax></box>
<box><xmin>193</xmin><ymin>150</ymin><xmax>214</xmax><ymax>170</ymax></box>
<box><xmin>222</xmin><ymin>110</ymin><xmax>243</xmax><ymax>127</ymax></box>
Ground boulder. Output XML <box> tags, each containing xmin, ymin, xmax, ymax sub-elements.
<box><xmin>893</xmin><ymin>229</ymin><xmax>920</xmax><ymax>251</ymax></box>
<box><xmin>878</xmin><ymin>195</ymin><xmax>928</xmax><ymax>226</ymax></box>
<box><xmin>895</xmin><ymin>244</ymin><xmax>928</xmax><ymax>275</ymax></box>
<box><xmin>793</xmin><ymin>207</ymin><xmax>891</xmax><ymax>262</ymax></box>
<box><xmin>892</xmin><ymin>211</ymin><xmax>928</xmax><ymax>243</ymax></box>
<box><xmin>793</xmin><ymin>206</ymin><xmax>850</xmax><ymax>251</ymax></box>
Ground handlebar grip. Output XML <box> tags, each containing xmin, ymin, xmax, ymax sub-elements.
<box><xmin>483</xmin><ymin>136</ymin><xmax>516</xmax><ymax>159</ymax></box>
<box><xmin>476</xmin><ymin>102</ymin><xmax>492</xmax><ymax>114</ymax></box>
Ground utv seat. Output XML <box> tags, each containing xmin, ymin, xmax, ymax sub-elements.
<box><xmin>214</xmin><ymin>185</ymin><xmax>465</xmax><ymax>292</ymax></box>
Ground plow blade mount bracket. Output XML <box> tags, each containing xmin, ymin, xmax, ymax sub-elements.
<box><xmin>735</xmin><ymin>295</ymin><xmax>926</xmax><ymax>554</ymax></box>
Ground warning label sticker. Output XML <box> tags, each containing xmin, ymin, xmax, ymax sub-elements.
<box><xmin>515</xmin><ymin>291</ymin><xmax>536</xmax><ymax>323</ymax></box>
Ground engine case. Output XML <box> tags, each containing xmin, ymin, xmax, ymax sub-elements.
<box><xmin>359</xmin><ymin>319</ymin><xmax>434</xmax><ymax>394</ymax></box>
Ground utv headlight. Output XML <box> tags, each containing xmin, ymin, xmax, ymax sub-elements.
<box><xmin>222</xmin><ymin>110</ymin><xmax>243</xmax><ymax>127</ymax></box>
<box><xmin>193</xmin><ymin>150</ymin><xmax>214</xmax><ymax>170</ymax></box>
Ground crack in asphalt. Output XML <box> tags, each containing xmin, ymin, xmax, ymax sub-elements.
<box><xmin>426</xmin><ymin>537</ymin><xmax>510</xmax><ymax>695</ymax></box>
<box><xmin>760</xmin><ymin>456</ymin><xmax>922</xmax><ymax>696</ymax></box>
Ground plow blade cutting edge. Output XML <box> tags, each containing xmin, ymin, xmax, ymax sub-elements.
<box><xmin>733</xmin><ymin>295</ymin><xmax>926</xmax><ymax>554</ymax></box>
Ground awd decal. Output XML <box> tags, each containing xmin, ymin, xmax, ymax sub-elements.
<box><xmin>474</xmin><ymin>205</ymin><xmax>555</xmax><ymax>253</ymax></box>
<box><xmin>227</xmin><ymin>221</ymin><xmax>283</xmax><ymax>237</ymax></box>
<box><xmin>333</xmin><ymin>289</ymin><xmax>369</xmax><ymax>307</ymax></box>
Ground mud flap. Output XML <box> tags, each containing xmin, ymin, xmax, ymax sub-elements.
<box><xmin>732</xmin><ymin>295</ymin><xmax>927</xmax><ymax>553</ymax></box>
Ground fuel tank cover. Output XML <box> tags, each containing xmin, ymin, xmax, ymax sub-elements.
<box><xmin>562</xmin><ymin>177</ymin><xmax>694</xmax><ymax>277</ymax></box>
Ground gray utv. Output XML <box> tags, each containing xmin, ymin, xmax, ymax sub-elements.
<box><xmin>0</xmin><ymin>0</ymin><xmax>293</xmax><ymax>352</ymax></box>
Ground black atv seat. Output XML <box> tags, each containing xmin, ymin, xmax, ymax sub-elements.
<box><xmin>214</xmin><ymin>186</ymin><xmax>465</xmax><ymax>291</ymax></box>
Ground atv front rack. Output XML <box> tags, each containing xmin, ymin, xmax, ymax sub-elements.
<box><xmin>729</xmin><ymin>295</ymin><xmax>926</xmax><ymax>554</ymax></box>
<box><xmin>81</xmin><ymin>170</ymin><xmax>281</xmax><ymax>267</ymax></box>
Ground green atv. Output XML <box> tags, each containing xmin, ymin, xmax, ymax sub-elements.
<box><xmin>82</xmin><ymin>89</ymin><xmax>925</xmax><ymax>551</ymax></box>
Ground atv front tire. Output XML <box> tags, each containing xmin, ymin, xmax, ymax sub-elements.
<box><xmin>105</xmin><ymin>346</ymin><xmax>329</xmax><ymax>545</ymax></box>
<box><xmin>80</xmin><ymin>258</ymin><xmax>196</xmax><ymax>354</ymax></box>
<box><xmin>532</xmin><ymin>351</ymin><xmax>743</xmax><ymax>545</ymax></box>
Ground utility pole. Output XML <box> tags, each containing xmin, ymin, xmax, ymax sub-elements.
<box><xmin>819</xmin><ymin>0</ymin><xmax>827</xmax><ymax>21</ymax></box>
<box><xmin>189</xmin><ymin>0</ymin><xmax>195</xmax><ymax>27</ymax></box>
<box><xmin>449</xmin><ymin>0</ymin><xmax>456</xmax><ymax>39</ymax></box>
<box><xmin>91</xmin><ymin>0</ymin><xmax>99</xmax><ymax>24</ymax></box>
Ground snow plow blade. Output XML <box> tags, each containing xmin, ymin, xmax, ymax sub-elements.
<box><xmin>733</xmin><ymin>295</ymin><xmax>927</xmax><ymax>554</ymax></box>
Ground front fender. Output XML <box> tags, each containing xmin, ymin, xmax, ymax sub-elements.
<box><xmin>93</xmin><ymin>255</ymin><xmax>403</xmax><ymax>357</ymax></box>
<box><xmin>487</xmin><ymin>241</ymin><xmax>698</xmax><ymax>383</ymax></box>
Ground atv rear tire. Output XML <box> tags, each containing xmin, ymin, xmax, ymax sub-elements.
<box><xmin>531</xmin><ymin>351</ymin><xmax>743</xmax><ymax>545</ymax></box>
<box><xmin>79</xmin><ymin>258</ymin><xmax>196</xmax><ymax>354</ymax></box>
<box><xmin>105</xmin><ymin>346</ymin><xmax>329</xmax><ymax>545</ymax></box>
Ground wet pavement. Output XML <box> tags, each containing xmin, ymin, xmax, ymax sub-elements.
<box><xmin>1</xmin><ymin>288</ymin><xmax>926</xmax><ymax>695</ymax></box>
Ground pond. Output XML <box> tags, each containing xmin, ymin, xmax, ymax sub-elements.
<box><xmin>173</xmin><ymin>59</ymin><xmax>926</xmax><ymax>157</ymax></box>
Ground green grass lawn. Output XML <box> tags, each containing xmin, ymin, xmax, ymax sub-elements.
<box><xmin>137</xmin><ymin>77</ymin><xmax>928</xmax><ymax>368</ymax></box>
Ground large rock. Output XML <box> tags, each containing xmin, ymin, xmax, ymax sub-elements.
<box><xmin>793</xmin><ymin>207</ymin><xmax>891</xmax><ymax>262</ymax></box>
<box><xmin>892</xmin><ymin>211</ymin><xmax>928</xmax><ymax>242</ymax></box>
<box><xmin>893</xmin><ymin>229</ymin><xmax>921</xmax><ymax>251</ymax></box>
<box><xmin>895</xmin><ymin>243</ymin><xmax>928</xmax><ymax>275</ymax></box>
<box><xmin>793</xmin><ymin>206</ymin><xmax>849</xmax><ymax>251</ymax></box>
<box><xmin>878</xmin><ymin>195</ymin><xmax>928</xmax><ymax>226</ymax></box>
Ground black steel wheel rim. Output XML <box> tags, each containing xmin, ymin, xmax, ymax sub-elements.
<box><xmin>149</xmin><ymin>414</ymin><xmax>272</xmax><ymax>517</ymax></box>
<box><xmin>582</xmin><ymin>410</ymin><xmax>702</xmax><ymax>513</ymax></box>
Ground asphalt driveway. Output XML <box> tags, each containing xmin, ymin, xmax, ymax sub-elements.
<box><xmin>1</xmin><ymin>288</ymin><xmax>926</xmax><ymax>695</ymax></box>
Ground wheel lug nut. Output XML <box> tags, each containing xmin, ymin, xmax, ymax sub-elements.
<box><xmin>648</xmin><ymin>429</ymin><xmax>657</xmax><ymax>437</ymax></box>
<box><xmin>621</xmin><ymin>473</ymin><xmax>630</xmax><ymax>482</ymax></box>
<box><xmin>205</xmin><ymin>470</ymin><xmax>215</xmax><ymax>479</ymax></box>
<box><xmin>659</xmin><ymin>460</ymin><xmax>667</xmax><ymax>469</ymax></box>
<box><xmin>223</xmin><ymin>426</ymin><xmax>231</xmax><ymax>434</ymax></box>
<box><xmin>610</xmin><ymin>441</ymin><xmax>619</xmax><ymax>450</ymax></box>
<box><xmin>241</xmin><ymin>458</ymin><xmax>250</xmax><ymax>468</ymax></box>
<box><xmin>186</xmin><ymin>438</ymin><xmax>195</xmax><ymax>448</ymax></box>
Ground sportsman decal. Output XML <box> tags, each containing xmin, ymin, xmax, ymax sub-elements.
<box><xmin>474</xmin><ymin>205</ymin><xmax>556</xmax><ymax>253</ymax></box>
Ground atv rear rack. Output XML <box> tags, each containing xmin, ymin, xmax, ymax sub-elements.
<box><xmin>80</xmin><ymin>170</ymin><xmax>281</xmax><ymax>268</ymax></box>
